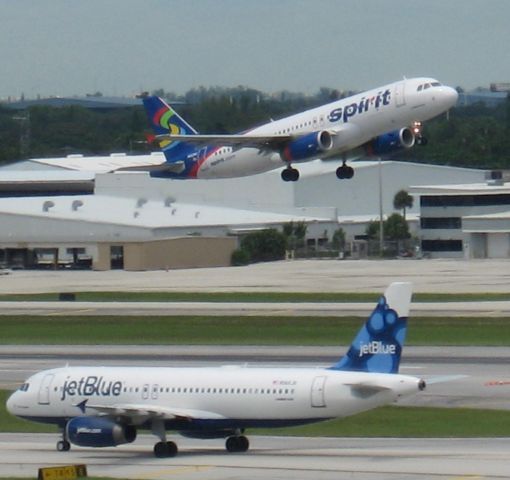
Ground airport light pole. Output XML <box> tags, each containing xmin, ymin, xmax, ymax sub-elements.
<box><xmin>378</xmin><ymin>157</ymin><xmax>384</xmax><ymax>256</ymax></box>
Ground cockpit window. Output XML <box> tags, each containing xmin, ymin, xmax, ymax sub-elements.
<box><xmin>18</xmin><ymin>383</ymin><xmax>30</xmax><ymax>392</ymax></box>
<box><xmin>431</xmin><ymin>82</ymin><xmax>442</xmax><ymax>87</ymax></box>
<box><xmin>424</xmin><ymin>83</ymin><xmax>431</xmax><ymax>90</ymax></box>
<box><xmin>417</xmin><ymin>85</ymin><xmax>423</xmax><ymax>92</ymax></box>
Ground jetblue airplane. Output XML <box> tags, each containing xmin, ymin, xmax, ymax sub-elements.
<box><xmin>140</xmin><ymin>78</ymin><xmax>458</xmax><ymax>181</ymax></box>
<box><xmin>7</xmin><ymin>282</ymin><xmax>425</xmax><ymax>458</ymax></box>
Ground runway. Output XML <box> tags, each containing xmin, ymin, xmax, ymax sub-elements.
<box><xmin>2</xmin><ymin>300</ymin><xmax>510</xmax><ymax>316</ymax></box>
<box><xmin>1</xmin><ymin>433</ymin><xmax>509</xmax><ymax>479</ymax></box>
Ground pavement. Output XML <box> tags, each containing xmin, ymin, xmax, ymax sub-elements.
<box><xmin>1</xmin><ymin>434</ymin><xmax>509</xmax><ymax>480</ymax></box>
<box><xmin>0</xmin><ymin>258</ymin><xmax>509</xmax><ymax>293</ymax></box>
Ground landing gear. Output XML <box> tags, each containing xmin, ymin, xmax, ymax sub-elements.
<box><xmin>225</xmin><ymin>435</ymin><xmax>249</xmax><ymax>453</ymax></box>
<box><xmin>336</xmin><ymin>162</ymin><xmax>354</xmax><ymax>179</ymax></box>
<box><xmin>281</xmin><ymin>167</ymin><xmax>299</xmax><ymax>182</ymax></box>
<box><xmin>153</xmin><ymin>441</ymin><xmax>178</xmax><ymax>458</ymax></box>
<box><xmin>56</xmin><ymin>440</ymin><xmax>71</xmax><ymax>452</ymax></box>
<box><xmin>152</xmin><ymin>419</ymin><xmax>178</xmax><ymax>458</ymax></box>
<box><xmin>416</xmin><ymin>135</ymin><xmax>428</xmax><ymax>146</ymax></box>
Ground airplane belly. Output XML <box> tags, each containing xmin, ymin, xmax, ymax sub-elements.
<box><xmin>197</xmin><ymin>150</ymin><xmax>281</xmax><ymax>179</ymax></box>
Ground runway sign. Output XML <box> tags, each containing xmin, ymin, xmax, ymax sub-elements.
<box><xmin>38</xmin><ymin>464</ymin><xmax>87</xmax><ymax>480</ymax></box>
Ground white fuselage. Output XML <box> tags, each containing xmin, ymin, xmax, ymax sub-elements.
<box><xmin>7</xmin><ymin>365</ymin><xmax>421</xmax><ymax>429</ymax></box>
<box><xmin>194</xmin><ymin>77</ymin><xmax>458</xmax><ymax>178</ymax></box>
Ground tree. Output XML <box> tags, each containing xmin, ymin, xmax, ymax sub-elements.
<box><xmin>393</xmin><ymin>190</ymin><xmax>413</xmax><ymax>220</ymax></box>
<box><xmin>365</xmin><ymin>221</ymin><xmax>380</xmax><ymax>240</ymax></box>
<box><xmin>282</xmin><ymin>221</ymin><xmax>307</xmax><ymax>250</ymax></box>
<box><xmin>384</xmin><ymin>213</ymin><xmax>410</xmax><ymax>241</ymax></box>
<box><xmin>239</xmin><ymin>229</ymin><xmax>286</xmax><ymax>263</ymax></box>
<box><xmin>331</xmin><ymin>228</ymin><xmax>346</xmax><ymax>251</ymax></box>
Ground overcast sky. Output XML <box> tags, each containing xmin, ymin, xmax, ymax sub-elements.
<box><xmin>1</xmin><ymin>0</ymin><xmax>509</xmax><ymax>98</ymax></box>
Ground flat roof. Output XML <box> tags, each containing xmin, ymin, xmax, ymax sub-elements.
<box><xmin>0</xmin><ymin>195</ymin><xmax>334</xmax><ymax>229</ymax></box>
<box><xmin>409</xmin><ymin>183</ymin><xmax>510</xmax><ymax>195</ymax></box>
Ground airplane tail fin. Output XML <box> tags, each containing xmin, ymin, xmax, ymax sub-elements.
<box><xmin>142</xmin><ymin>96</ymin><xmax>197</xmax><ymax>162</ymax></box>
<box><xmin>330</xmin><ymin>282</ymin><xmax>412</xmax><ymax>374</ymax></box>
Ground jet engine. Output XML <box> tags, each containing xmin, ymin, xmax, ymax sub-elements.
<box><xmin>281</xmin><ymin>131</ymin><xmax>333</xmax><ymax>162</ymax></box>
<box><xmin>365</xmin><ymin>128</ymin><xmax>415</xmax><ymax>155</ymax></box>
<box><xmin>66</xmin><ymin>416</ymin><xmax>137</xmax><ymax>447</ymax></box>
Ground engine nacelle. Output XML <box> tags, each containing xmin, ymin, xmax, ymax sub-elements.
<box><xmin>281</xmin><ymin>130</ymin><xmax>333</xmax><ymax>162</ymax></box>
<box><xmin>365</xmin><ymin>128</ymin><xmax>415</xmax><ymax>155</ymax></box>
<box><xmin>66</xmin><ymin>416</ymin><xmax>137</xmax><ymax>448</ymax></box>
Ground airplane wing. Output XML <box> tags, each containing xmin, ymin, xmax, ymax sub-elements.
<box><xmin>154</xmin><ymin>133</ymin><xmax>302</xmax><ymax>149</ymax></box>
<box><xmin>155</xmin><ymin>133</ymin><xmax>292</xmax><ymax>149</ymax></box>
<box><xmin>84</xmin><ymin>402</ymin><xmax>226</xmax><ymax>421</ymax></box>
<box><xmin>115</xmin><ymin>161</ymin><xmax>185</xmax><ymax>174</ymax></box>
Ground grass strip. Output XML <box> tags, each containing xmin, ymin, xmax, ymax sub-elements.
<box><xmin>1</xmin><ymin>315</ymin><xmax>510</xmax><ymax>346</ymax></box>
<box><xmin>1</xmin><ymin>389</ymin><xmax>509</xmax><ymax>437</ymax></box>
<box><xmin>0</xmin><ymin>291</ymin><xmax>509</xmax><ymax>302</ymax></box>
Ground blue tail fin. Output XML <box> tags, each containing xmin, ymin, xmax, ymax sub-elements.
<box><xmin>330</xmin><ymin>282</ymin><xmax>412</xmax><ymax>374</ymax></box>
<box><xmin>142</xmin><ymin>96</ymin><xmax>197</xmax><ymax>162</ymax></box>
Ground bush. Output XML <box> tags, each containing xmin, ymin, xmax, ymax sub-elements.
<box><xmin>241</xmin><ymin>229</ymin><xmax>286</xmax><ymax>263</ymax></box>
<box><xmin>231</xmin><ymin>248</ymin><xmax>251</xmax><ymax>266</ymax></box>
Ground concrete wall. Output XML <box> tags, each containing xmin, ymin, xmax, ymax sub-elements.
<box><xmin>95</xmin><ymin>236</ymin><xmax>237</xmax><ymax>271</ymax></box>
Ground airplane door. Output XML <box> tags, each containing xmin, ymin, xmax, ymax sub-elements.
<box><xmin>38</xmin><ymin>374</ymin><xmax>54</xmax><ymax>405</ymax></box>
<box><xmin>395</xmin><ymin>82</ymin><xmax>406</xmax><ymax>107</ymax></box>
<box><xmin>311</xmin><ymin>376</ymin><xmax>327</xmax><ymax>408</ymax></box>
<box><xmin>151</xmin><ymin>384</ymin><xmax>159</xmax><ymax>400</ymax></box>
<box><xmin>142</xmin><ymin>384</ymin><xmax>149</xmax><ymax>400</ymax></box>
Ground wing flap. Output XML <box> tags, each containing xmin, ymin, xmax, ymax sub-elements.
<box><xmin>116</xmin><ymin>161</ymin><xmax>186</xmax><ymax>174</ymax></box>
<box><xmin>84</xmin><ymin>402</ymin><xmax>226</xmax><ymax>421</ymax></box>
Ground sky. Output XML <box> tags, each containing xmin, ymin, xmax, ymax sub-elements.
<box><xmin>1</xmin><ymin>0</ymin><xmax>510</xmax><ymax>99</ymax></box>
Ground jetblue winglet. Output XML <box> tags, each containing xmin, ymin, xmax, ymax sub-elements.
<box><xmin>330</xmin><ymin>282</ymin><xmax>412</xmax><ymax>374</ymax></box>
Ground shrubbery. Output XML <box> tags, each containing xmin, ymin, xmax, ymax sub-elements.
<box><xmin>231</xmin><ymin>229</ymin><xmax>286</xmax><ymax>266</ymax></box>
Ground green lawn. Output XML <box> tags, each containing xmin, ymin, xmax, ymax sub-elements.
<box><xmin>1</xmin><ymin>315</ymin><xmax>510</xmax><ymax>345</ymax></box>
<box><xmin>0</xmin><ymin>291</ymin><xmax>509</xmax><ymax>302</ymax></box>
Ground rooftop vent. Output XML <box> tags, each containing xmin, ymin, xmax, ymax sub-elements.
<box><xmin>42</xmin><ymin>201</ymin><xmax>55</xmax><ymax>212</ymax></box>
<box><xmin>72</xmin><ymin>200</ymin><xmax>83</xmax><ymax>211</ymax></box>
<box><xmin>486</xmin><ymin>170</ymin><xmax>504</xmax><ymax>186</ymax></box>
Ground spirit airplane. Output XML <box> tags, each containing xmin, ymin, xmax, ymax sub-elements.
<box><xmin>140</xmin><ymin>78</ymin><xmax>457</xmax><ymax>181</ymax></box>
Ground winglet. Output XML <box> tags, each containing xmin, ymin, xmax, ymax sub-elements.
<box><xmin>330</xmin><ymin>282</ymin><xmax>412</xmax><ymax>374</ymax></box>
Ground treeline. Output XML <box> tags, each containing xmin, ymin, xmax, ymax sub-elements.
<box><xmin>0</xmin><ymin>86</ymin><xmax>509</xmax><ymax>169</ymax></box>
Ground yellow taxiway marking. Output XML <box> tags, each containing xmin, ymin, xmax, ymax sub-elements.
<box><xmin>43</xmin><ymin>309</ymin><xmax>96</xmax><ymax>316</ymax></box>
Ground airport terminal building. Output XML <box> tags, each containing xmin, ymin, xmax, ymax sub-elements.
<box><xmin>0</xmin><ymin>154</ymin><xmax>492</xmax><ymax>269</ymax></box>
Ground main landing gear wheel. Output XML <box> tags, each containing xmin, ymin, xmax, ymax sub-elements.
<box><xmin>225</xmin><ymin>435</ymin><xmax>249</xmax><ymax>453</ymax></box>
<box><xmin>336</xmin><ymin>163</ymin><xmax>354</xmax><ymax>180</ymax></box>
<box><xmin>56</xmin><ymin>440</ymin><xmax>71</xmax><ymax>452</ymax></box>
<box><xmin>154</xmin><ymin>441</ymin><xmax>178</xmax><ymax>458</ymax></box>
<box><xmin>281</xmin><ymin>167</ymin><xmax>299</xmax><ymax>182</ymax></box>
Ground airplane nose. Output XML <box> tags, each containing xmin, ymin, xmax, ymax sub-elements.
<box><xmin>444</xmin><ymin>86</ymin><xmax>459</xmax><ymax>107</ymax></box>
<box><xmin>6</xmin><ymin>392</ymin><xmax>16</xmax><ymax>414</ymax></box>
